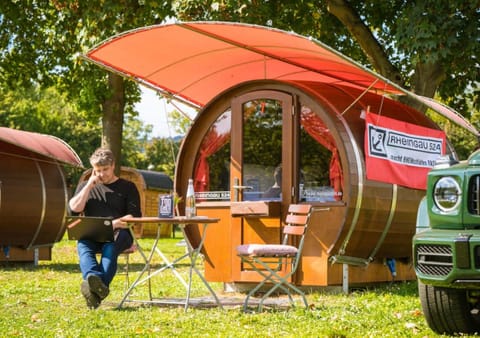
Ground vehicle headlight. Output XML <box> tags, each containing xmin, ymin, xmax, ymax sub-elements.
<box><xmin>433</xmin><ymin>176</ymin><xmax>461</xmax><ymax>212</ymax></box>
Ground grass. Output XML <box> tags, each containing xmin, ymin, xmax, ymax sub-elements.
<box><xmin>0</xmin><ymin>236</ymin><xmax>461</xmax><ymax>337</ymax></box>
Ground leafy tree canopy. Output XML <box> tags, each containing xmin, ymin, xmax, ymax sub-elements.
<box><xmin>0</xmin><ymin>0</ymin><xmax>175</xmax><ymax>168</ymax></box>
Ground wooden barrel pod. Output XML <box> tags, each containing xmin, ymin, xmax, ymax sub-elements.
<box><xmin>175</xmin><ymin>80</ymin><xmax>454</xmax><ymax>287</ymax></box>
<box><xmin>0</xmin><ymin>128</ymin><xmax>82</xmax><ymax>251</ymax></box>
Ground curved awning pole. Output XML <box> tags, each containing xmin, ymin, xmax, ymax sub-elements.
<box><xmin>167</xmin><ymin>98</ymin><xmax>196</xmax><ymax>122</ymax></box>
<box><xmin>340</xmin><ymin>79</ymin><xmax>379</xmax><ymax>116</ymax></box>
<box><xmin>404</xmin><ymin>92</ymin><xmax>479</xmax><ymax>137</ymax></box>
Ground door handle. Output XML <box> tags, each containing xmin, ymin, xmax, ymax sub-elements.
<box><xmin>232</xmin><ymin>185</ymin><xmax>253</xmax><ymax>202</ymax></box>
<box><xmin>232</xmin><ymin>185</ymin><xmax>253</xmax><ymax>190</ymax></box>
<box><xmin>232</xmin><ymin>178</ymin><xmax>253</xmax><ymax>201</ymax></box>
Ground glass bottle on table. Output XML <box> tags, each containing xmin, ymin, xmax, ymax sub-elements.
<box><xmin>185</xmin><ymin>178</ymin><xmax>196</xmax><ymax>218</ymax></box>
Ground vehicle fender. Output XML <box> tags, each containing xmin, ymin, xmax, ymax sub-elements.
<box><xmin>415</xmin><ymin>196</ymin><xmax>430</xmax><ymax>233</ymax></box>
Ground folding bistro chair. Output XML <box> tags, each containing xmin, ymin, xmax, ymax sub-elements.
<box><xmin>236</xmin><ymin>204</ymin><xmax>312</xmax><ymax>312</ymax></box>
<box><xmin>118</xmin><ymin>222</ymin><xmax>144</xmax><ymax>292</ymax></box>
<box><xmin>119</xmin><ymin>243</ymin><xmax>137</xmax><ymax>290</ymax></box>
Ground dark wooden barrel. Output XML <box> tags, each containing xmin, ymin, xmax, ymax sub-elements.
<box><xmin>0</xmin><ymin>152</ymin><xmax>68</xmax><ymax>248</ymax></box>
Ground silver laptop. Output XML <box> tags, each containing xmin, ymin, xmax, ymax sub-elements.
<box><xmin>66</xmin><ymin>216</ymin><xmax>115</xmax><ymax>242</ymax></box>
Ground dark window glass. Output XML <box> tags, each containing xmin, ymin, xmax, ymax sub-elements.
<box><xmin>299</xmin><ymin>106</ymin><xmax>343</xmax><ymax>202</ymax></box>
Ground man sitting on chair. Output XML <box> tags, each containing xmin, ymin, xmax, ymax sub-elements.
<box><xmin>69</xmin><ymin>148</ymin><xmax>141</xmax><ymax>309</ymax></box>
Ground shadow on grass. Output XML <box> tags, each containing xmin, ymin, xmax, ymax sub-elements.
<box><xmin>0</xmin><ymin>261</ymin><xmax>80</xmax><ymax>272</ymax></box>
<box><xmin>117</xmin><ymin>262</ymin><xmax>194</xmax><ymax>271</ymax></box>
<box><xmin>346</xmin><ymin>280</ymin><xmax>419</xmax><ymax>297</ymax></box>
<box><xmin>0</xmin><ymin>261</ymin><xmax>194</xmax><ymax>273</ymax></box>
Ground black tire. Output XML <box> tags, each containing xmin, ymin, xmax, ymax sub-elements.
<box><xmin>418</xmin><ymin>280</ymin><xmax>480</xmax><ymax>335</ymax></box>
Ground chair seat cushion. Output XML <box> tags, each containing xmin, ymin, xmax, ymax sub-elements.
<box><xmin>236</xmin><ymin>244</ymin><xmax>298</xmax><ymax>257</ymax></box>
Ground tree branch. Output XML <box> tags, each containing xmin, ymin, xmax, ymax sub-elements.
<box><xmin>326</xmin><ymin>0</ymin><xmax>404</xmax><ymax>86</ymax></box>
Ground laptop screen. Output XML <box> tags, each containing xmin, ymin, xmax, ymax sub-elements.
<box><xmin>66</xmin><ymin>216</ymin><xmax>115</xmax><ymax>242</ymax></box>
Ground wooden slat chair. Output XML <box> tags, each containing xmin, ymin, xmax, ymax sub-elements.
<box><xmin>236</xmin><ymin>204</ymin><xmax>312</xmax><ymax>312</ymax></box>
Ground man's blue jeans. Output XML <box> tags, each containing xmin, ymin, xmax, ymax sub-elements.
<box><xmin>77</xmin><ymin>229</ymin><xmax>133</xmax><ymax>286</ymax></box>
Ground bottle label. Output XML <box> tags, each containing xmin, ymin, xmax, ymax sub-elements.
<box><xmin>185</xmin><ymin>206</ymin><xmax>196</xmax><ymax>218</ymax></box>
<box><xmin>185</xmin><ymin>179</ymin><xmax>196</xmax><ymax>217</ymax></box>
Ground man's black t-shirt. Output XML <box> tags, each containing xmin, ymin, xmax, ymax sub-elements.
<box><xmin>74</xmin><ymin>178</ymin><xmax>141</xmax><ymax>218</ymax></box>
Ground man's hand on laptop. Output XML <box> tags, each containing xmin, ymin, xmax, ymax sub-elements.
<box><xmin>113</xmin><ymin>215</ymin><xmax>132</xmax><ymax>229</ymax></box>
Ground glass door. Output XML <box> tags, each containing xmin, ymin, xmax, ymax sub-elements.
<box><xmin>230</xmin><ymin>90</ymin><xmax>294</xmax><ymax>281</ymax></box>
<box><xmin>231</xmin><ymin>91</ymin><xmax>294</xmax><ymax>206</ymax></box>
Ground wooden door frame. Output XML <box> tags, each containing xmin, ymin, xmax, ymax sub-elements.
<box><xmin>230</xmin><ymin>90</ymin><xmax>295</xmax><ymax>281</ymax></box>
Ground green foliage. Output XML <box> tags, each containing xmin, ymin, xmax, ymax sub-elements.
<box><xmin>0</xmin><ymin>84</ymin><xmax>101</xmax><ymax>165</ymax></box>
<box><xmin>129</xmin><ymin>136</ymin><xmax>181</xmax><ymax>177</ymax></box>
<box><xmin>300</xmin><ymin>130</ymin><xmax>332</xmax><ymax>186</ymax></box>
<box><xmin>120</xmin><ymin>111</ymin><xmax>154</xmax><ymax>167</ymax></box>
<box><xmin>0</xmin><ymin>84</ymin><xmax>158</xmax><ymax>187</ymax></box>
<box><xmin>0</xmin><ymin>0</ymin><xmax>175</xmax><ymax>96</ymax></box>
<box><xmin>120</xmin><ymin>97</ymin><xmax>186</xmax><ymax>176</ymax></box>
<box><xmin>394</xmin><ymin>1</ymin><xmax>479</xmax><ymax>108</ymax></box>
<box><xmin>0</xmin><ymin>0</ymin><xmax>176</xmax><ymax>163</ymax></box>
<box><xmin>427</xmin><ymin>110</ymin><xmax>479</xmax><ymax>160</ymax></box>
<box><xmin>168</xmin><ymin>108</ymin><xmax>194</xmax><ymax>136</ymax></box>
<box><xmin>207</xmin><ymin>140</ymin><xmax>230</xmax><ymax>190</ymax></box>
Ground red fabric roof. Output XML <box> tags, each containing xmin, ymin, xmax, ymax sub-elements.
<box><xmin>85</xmin><ymin>22</ymin><xmax>401</xmax><ymax>108</ymax></box>
<box><xmin>0</xmin><ymin>127</ymin><xmax>83</xmax><ymax>166</ymax></box>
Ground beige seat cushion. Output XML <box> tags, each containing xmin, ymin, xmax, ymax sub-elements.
<box><xmin>237</xmin><ymin>244</ymin><xmax>297</xmax><ymax>257</ymax></box>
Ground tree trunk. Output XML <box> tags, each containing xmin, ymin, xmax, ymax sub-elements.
<box><xmin>101</xmin><ymin>72</ymin><xmax>125</xmax><ymax>175</ymax></box>
<box><xmin>395</xmin><ymin>61</ymin><xmax>446</xmax><ymax>112</ymax></box>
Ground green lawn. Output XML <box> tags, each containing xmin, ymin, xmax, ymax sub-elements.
<box><xmin>0</xmin><ymin>237</ymin><xmax>454</xmax><ymax>337</ymax></box>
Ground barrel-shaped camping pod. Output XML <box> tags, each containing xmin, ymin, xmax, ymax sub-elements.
<box><xmin>175</xmin><ymin>80</ymin><xmax>455</xmax><ymax>287</ymax></box>
<box><xmin>83</xmin><ymin>22</ymin><xmax>472</xmax><ymax>288</ymax></box>
<box><xmin>0</xmin><ymin>127</ymin><xmax>82</xmax><ymax>262</ymax></box>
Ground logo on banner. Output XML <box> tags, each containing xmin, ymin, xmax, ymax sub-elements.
<box><xmin>368</xmin><ymin>126</ymin><xmax>387</xmax><ymax>157</ymax></box>
<box><xmin>367</xmin><ymin>125</ymin><xmax>443</xmax><ymax>168</ymax></box>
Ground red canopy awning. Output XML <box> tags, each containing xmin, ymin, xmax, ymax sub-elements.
<box><xmin>84</xmin><ymin>21</ymin><xmax>478</xmax><ymax>136</ymax></box>
<box><xmin>85</xmin><ymin>22</ymin><xmax>402</xmax><ymax>108</ymax></box>
<box><xmin>0</xmin><ymin>127</ymin><xmax>83</xmax><ymax>166</ymax></box>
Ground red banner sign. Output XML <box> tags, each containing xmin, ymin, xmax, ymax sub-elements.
<box><xmin>364</xmin><ymin>112</ymin><xmax>446</xmax><ymax>190</ymax></box>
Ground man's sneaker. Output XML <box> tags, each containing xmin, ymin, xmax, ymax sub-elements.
<box><xmin>87</xmin><ymin>274</ymin><xmax>109</xmax><ymax>300</ymax></box>
<box><xmin>80</xmin><ymin>280</ymin><xmax>100</xmax><ymax>309</ymax></box>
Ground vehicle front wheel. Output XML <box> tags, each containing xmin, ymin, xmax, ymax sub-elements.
<box><xmin>418</xmin><ymin>280</ymin><xmax>480</xmax><ymax>335</ymax></box>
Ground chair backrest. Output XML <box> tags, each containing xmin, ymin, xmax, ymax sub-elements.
<box><xmin>282</xmin><ymin>204</ymin><xmax>312</xmax><ymax>245</ymax></box>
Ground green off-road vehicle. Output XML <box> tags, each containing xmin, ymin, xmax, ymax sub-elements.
<box><xmin>414</xmin><ymin>150</ymin><xmax>480</xmax><ymax>334</ymax></box>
